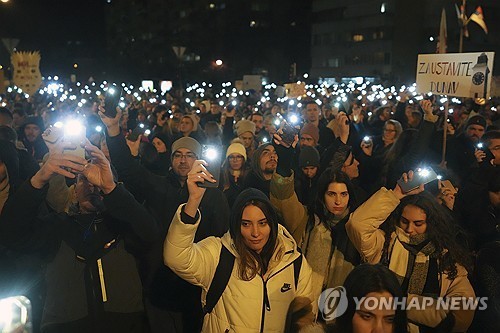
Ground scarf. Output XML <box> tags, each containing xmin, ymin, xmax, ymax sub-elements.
<box><xmin>389</xmin><ymin>228</ymin><xmax>438</xmax><ymax>296</ymax></box>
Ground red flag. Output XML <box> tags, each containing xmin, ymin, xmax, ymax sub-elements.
<box><xmin>469</xmin><ymin>6</ymin><xmax>488</xmax><ymax>34</ymax></box>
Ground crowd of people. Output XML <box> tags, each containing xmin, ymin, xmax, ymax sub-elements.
<box><xmin>0</xmin><ymin>78</ymin><xmax>498</xmax><ymax>333</ymax></box>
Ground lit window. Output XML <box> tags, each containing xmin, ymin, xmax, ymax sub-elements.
<box><xmin>352</xmin><ymin>34</ymin><xmax>364</xmax><ymax>42</ymax></box>
<box><xmin>328</xmin><ymin>58</ymin><xmax>340</xmax><ymax>68</ymax></box>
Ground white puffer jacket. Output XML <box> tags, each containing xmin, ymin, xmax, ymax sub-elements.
<box><xmin>164</xmin><ymin>204</ymin><xmax>314</xmax><ymax>333</ymax></box>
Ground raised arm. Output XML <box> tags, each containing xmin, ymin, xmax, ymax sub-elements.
<box><xmin>82</xmin><ymin>144</ymin><xmax>158</xmax><ymax>243</ymax></box>
<box><xmin>346</xmin><ymin>171</ymin><xmax>424</xmax><ymax>263</ymax></box>
<box><xmin>100</xmin><ymin>106</ymin><xmax>168</xmax><ymax>200</ymax></box>
<box><xmin>163</xmin><ymin>160</ymin><xmax>220</xmax><ymax>288</ymax></box>
<box><xmin>269</xmin><ymin>132</ymin><xmax>308</xmax><ymax>243</ymax></box>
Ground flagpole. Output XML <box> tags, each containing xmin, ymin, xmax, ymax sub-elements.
<box><xmin>440</xmin><ymin>97</ymin><xmax>449</xmax><ymax>168</ymax></box>
<box><xmin>459</xmin><ymin>0</ymin><xmax>466</xmax><ymax>53</ymax></box>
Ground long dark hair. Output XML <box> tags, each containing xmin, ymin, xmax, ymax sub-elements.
<box><xmin>330</xmin><ymin>264</ymin><xmax>408</xmax><ymax>333</ymax></box>
<box><xmin>381</xmin><ymin>191</ymin><xmax>473</xmax><ymax>278</ymax></box>
<box><xmin>232</xmin><ymin>199</ymin><xmax>280</xmax><ymax>281</ymax></box>
<box><xmin>220</xmin><ymin>155</ymin><xmax>249</xmax><ymax>192</ymax></box>
<box><xmin>311</xmin><ymin>169</ymin><xmax>359</xmax><ymax>222</ymax></box>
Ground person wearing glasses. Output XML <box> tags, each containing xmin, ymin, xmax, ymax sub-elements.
<box><xmin>99</xmin><ymin>107</ymin><xmax>229</xmax><ymax>333</ymax></box>
<box><xmin>220</xmin><ymin>142</ymin><xmax>249</xmax><ymax>208</ymax></box>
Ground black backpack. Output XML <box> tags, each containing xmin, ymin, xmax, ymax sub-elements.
<box><xmin>203</xmin><ymin>245</ymin><xmax>303</xmax><ymax>314</ymax></box>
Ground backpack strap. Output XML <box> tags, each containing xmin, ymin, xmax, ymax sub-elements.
<box><xmin>293</xmin><ymin>249</ymin><xmax>303</xmax><ymax>290</ymax></box>
<box><xmin>203</xmin><ymin>245</ymin><xmax>235</xmax><ymax>315</ymax></box>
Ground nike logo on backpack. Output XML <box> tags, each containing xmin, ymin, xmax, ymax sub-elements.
<box><xmin>280</xmin><ymin>283</ymin><xmax>291</xmax><ymax>293</ymax></box>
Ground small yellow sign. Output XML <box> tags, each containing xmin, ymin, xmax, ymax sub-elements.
<box><xmin>11</xmin><ymin>51</ymin><xmax>42</xmax><ymax>96</ymax></box>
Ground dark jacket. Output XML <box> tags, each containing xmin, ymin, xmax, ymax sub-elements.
<box><xmin>455</xmin><ymin>161</ymin><xmax>499</xmax><ymax>250</ymax></box>
<box><xmin>0</xmin><ymin>181</ymin><xmax>157</xmax><ymax>332</ymax></box>
<box><xmin>446</xmin><ymin>133</ymin><xmax>479</xmax><ymax>184</ymax></box>
<box><xmin>106</xmin><ymin>134</ymin><xmax>229</xmax><ymax>314</ymax></box>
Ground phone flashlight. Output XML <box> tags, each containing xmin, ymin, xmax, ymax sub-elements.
<box><xmin>363</xmin><ymin>136</ymin><xmax>371</xmax><ymax>142</ymax></box>
<box><xmin>262</xmin><ymin>137</ymin><xmax>268</xmax><ymax>143</ymax></box>
<box><xmin>477</xmin><ymin>143</ymin><xmax>483</xmax><ymax>149</ymax></box>
<box><xmin>144</xmin><ymin>129</ymin><xmax>151</xmax><ymax>136</ymax></box>
<box><xmin>204</xmin><ymin>147</ymin><xmax>218</xmax><ymax>161</ymax></box>
<box><xmin>119</xmin><ymin>101</ymin><xmax>126</xmax><ymax>109</ymax></box>
<box><xmin>289</xmin><ymin>114</ymin><xmax>299</xmax><ymax>124</ymax></box>
<box><xmin>417</xmin><ymin>168</ymin><xmax>430</xmax><ymax>178</ymax></box>
<box><xmin>64</xmin><ymin>120</ymin><xmax>84</xmax><ymax>137</ymax></box>
<box><xmin>95</xmin><ymin>125</ymin><xmax>102</xmax><ymax>132</ymax></box>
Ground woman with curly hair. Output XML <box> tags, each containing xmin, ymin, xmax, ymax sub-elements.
<box><xmin>346</xmin><ymin>171</ymin><xmax>475</xmax><ymax>333</ymax></box>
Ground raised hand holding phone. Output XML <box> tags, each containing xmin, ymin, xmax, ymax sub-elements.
<box><xmin>185</xmin><ymin>160</ymin><xmax>216</xmax><ymax>217</ymax></box>
<box><xmin>198</xmin><ymin>145</ymin><xmax>221</xmax><ymax>188</ymax></box>
<box><xmin>393</xmin><ymin>170</ymin><xmax>426</xmax><ymax>199</ymax></box>
<box><xmin>31</xmin><ymin>142</ymin><xmax>86</xmax><ymax>189</ymax></box>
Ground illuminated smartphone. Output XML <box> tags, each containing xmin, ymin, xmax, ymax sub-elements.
<box><xmin>42</xmin><ymin>126</ymin><xmax>64</xmax><ymax>144</ymax></box>
<box><xmin>198</xmin><ymin>145</ymin><xmax>221</xmax><ymax>188</ymax></box>
<box><xmin>280</xmin><ymin>120</ymin><xmax>299</xmax><ymax>146</ymax></box>
<box><xmin>397</xmin><ymin>167</ymin><xmax>438</xmax><ymax>193</ymax></box>
<box><xmin>103</xmin><ymin>84</ymin><xmax>123</xmax><ymax>118</ymax></box>
<box><xmin>63</xmin><ymin>122</ymin><xmax>86</xmax><ymax>159</ymax></box>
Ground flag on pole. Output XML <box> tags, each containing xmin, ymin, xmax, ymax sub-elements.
<box><xmin>469</xmin><ymin>6</ymin><xmax>488</xmax><ymax>34</ymax></box>
<box><xmin>455</xmin><ymin>4</ymin><xmax>469</xmax><ymax>38</ymax></box>
<box><xmin>437</xmin><ymin>8</ymin><xmax>447</xmax><ymax>54</ymax></box>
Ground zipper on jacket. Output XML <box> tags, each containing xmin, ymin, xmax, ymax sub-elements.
<box><xmin>259</xmin><ymin>278</ymin><xmax>269</xmax><ymax>333</ymax></box>
<box><xmin>259</xmin><ymin>252</ymin><xmax>298</xmax><ymax>332</ymax></box>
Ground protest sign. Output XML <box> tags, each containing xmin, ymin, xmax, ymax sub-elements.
<box><xmin>416</xmin><ymin>52</ymin><xmax>494</xmax><ymax>98</ymax></box>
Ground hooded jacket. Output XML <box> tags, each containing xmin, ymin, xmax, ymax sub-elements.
<box><xmin>164</xmin><ymin>189</ymin><xmax>314</xmax><ymax>333</ymax></box>
<box><xmin>243</xmin><ymin>143</ymin><xmax>274</xmax><ymax>197</ymax></box>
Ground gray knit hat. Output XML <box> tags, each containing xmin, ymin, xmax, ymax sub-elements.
<box><xmin>299</xmin><ymin>146</ymin><xmax>320</xmax><ymax>168</ymax></box>
<box><xmin>171</xmin><ymin>137</ymin><xmax>202</xmax><ymax>159</ymax></box>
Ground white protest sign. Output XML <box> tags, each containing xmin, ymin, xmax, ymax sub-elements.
<box><xmin>416</xmin><ymin>52</ymin><xmax>494</xmax><ymax>98</ymax></box>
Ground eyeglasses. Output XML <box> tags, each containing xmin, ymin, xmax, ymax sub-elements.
<box><xmin>172</xmin><ymin>152</ymin><xmax>197</xmax><ymax>160</ymax></box>
<box><xmin>228</xmin><ymin>155</ymin><xmax>244</xmax><ymax>160</ymax></box>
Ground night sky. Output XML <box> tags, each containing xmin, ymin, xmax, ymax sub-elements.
<box><xmin>0</xmin><ymin>0</ymin><xmax>106</xmax><ymax>70</ymax></box>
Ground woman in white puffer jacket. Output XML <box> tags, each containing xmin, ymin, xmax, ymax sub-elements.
<box><xmin>164</xmin><ymin>160</ymin><xmax>315</xmax><ymax>333</ymax></box>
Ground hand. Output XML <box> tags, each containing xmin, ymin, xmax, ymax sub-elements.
<box><xmin>351</xmin><ymin>105</ymin><xmax>362</xmax><ymax>124</ymax></box>
<box><xmin>392</xmin><ymin>170</ymin><xmax>425</xmax><ymax>200</ymax></box>
<box><xmin>98</xmin><ymin>105</ymin><xmax>122</xmax><ymax>136</ymax></box>
<box><xmin>81</xmin><ymin>142</ymin><xmax>116</xmax><ymax>194</ymax></box>
<box><xmin>336</xmin><ymin>112</ymin><xmax>350</xmax><ymax>144</ymax></box>
<box><xmin>419</xmin><ymin>100</ymin><xmax>433</xmax><ymax>116</ymax></box>
<box><xmin>125</xmin><ymin>132</ymin><xmax>142</xmax><ymax>157</ymax></box>
<box><xmin>437</xmin><ymin>188</ymin><xmax>456</xmax><ymax>210</ymax></box>
<box><xmin>31</xmin><ymin>142</ymin><xmax>86</xmax><ymax>189</ymax></box>
<box><xmin>184</xmin><ymin>160</ymin><xmax>216</xmax><ymax>217</ymax></box>
<box><xmin>398</xmin><ymin>91</ymin><xmax>409</xmax><ymax>102</ymax></box>
<box><xmin>224</xmin><ymin>107</ymin><xmax>236</xmax><ymax>118</ymax></box>
<box><xmin>360</xmin><ymin>141</ymin><xmax>373</xmax><ymax>156</ymax></box>
<box><xmin>474</xmin><ymin>148</ymin><xmax>486</xmax><ymax>163</ymax></box>
<box><xmin>272</xmin><ymin>131</ymin><xmax>298</xmax><ymax>149</ymax></box>
<box><xmin>446</xmin><ymin>123</ymin><xmax>455</xmax><ymax>136</ymax></box>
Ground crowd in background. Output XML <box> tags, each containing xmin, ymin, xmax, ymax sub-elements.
<box><xmin>0</xmin><ymin>77</ymin><xmax>498</xmax><ymax>333</ymax></box>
